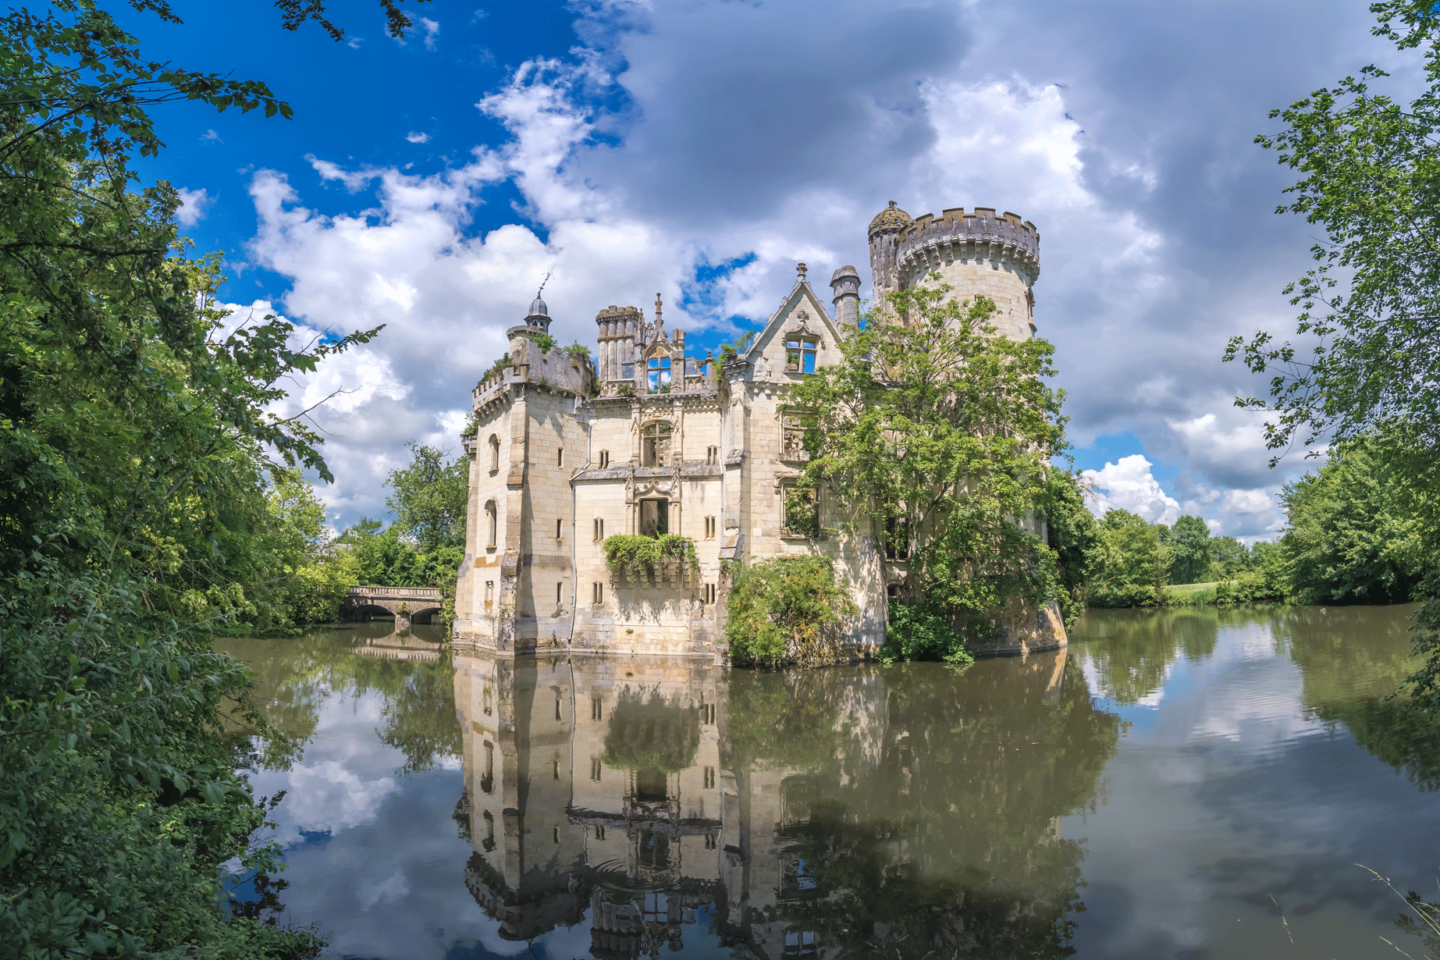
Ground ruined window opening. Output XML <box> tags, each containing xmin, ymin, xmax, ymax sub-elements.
<box><xmin>639</xmin><ymin>498</ymin><xmax>669</xmax><ymax>537</ymax></box>
<box><xmin>647</xmin><ymin>356</ymin><xmax>671</xmax><ymax>393</ymax></box>
<box><xmin>635</xmin><ymin>769</ymin><xmax>668</xmax><ymax>802</ymax></box>
<box><xmin>641</xmin><ymin>421</ymin><xmax>672</xmax><ymax>467</ymax></box>
<box><xmin>885</xmin><ymin>516</ymin><xmax>911</xmax><ymax>561</ymax></box>
<box><xmin>488</xmin><ymin>435</ymin><xmax>500</xmax><ymax>472</ymax></box>
<box><xmin>786</xmin><ymin>337</ymin><xmax>817</xmax><ymax>374</ymax></box>
<box><xmin>782</xmin><ymin>484</ymin><xmax>820</xmax><ymax>539</ymax></box>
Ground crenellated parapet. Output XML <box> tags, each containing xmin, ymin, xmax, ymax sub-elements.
<box><xmin>895</xmin><ymin>207</ymin><xmax>1040</xmax><ymax>288</ymax></box>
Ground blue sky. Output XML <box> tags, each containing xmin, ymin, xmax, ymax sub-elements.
<box><xmin>114</xmin><ymin>0</ymin><xmax>1402</xmax><ymax>539</ymax></box>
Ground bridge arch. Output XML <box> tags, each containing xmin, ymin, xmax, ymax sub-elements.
<box><xmin>342</xmin><ymin>586</ymin><xmax>445</xmax><ymax>627</ymax></box>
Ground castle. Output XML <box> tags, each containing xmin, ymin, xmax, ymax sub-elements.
<box><xmin>451</xmin><ymin>201</ymin><xmax>1065</xmax><ymax>659</ymax></box>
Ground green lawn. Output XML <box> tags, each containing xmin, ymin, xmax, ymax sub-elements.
<box><xmin>1164</xmin><ymin>581</ymin><xmax>1225</xmax><ymax>597</ymax></box>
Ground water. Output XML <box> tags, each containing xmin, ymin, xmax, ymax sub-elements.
<box><xmin>220</xmin><ymin>605</ymin><xmax>1440</xmax><ymax>959</ymax></box>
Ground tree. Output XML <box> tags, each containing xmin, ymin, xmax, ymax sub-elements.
<box><xmin>1168</xmin><ymin>515</ymin><xmax>1212</xmax><ymax>585</ymax></box>
<box><xmin>1089</xmin><ymin>509</ymin><xmax>1173</xmax><ymax>608</ymax></box>
<box><xmin>1278</xmin><ymin>439</ymin><xmax>1423</xmax><ymax>605</ymax></box>
<box><xmin>1225</xmin><ymin>1</ymin><xmax>1440</xmax><ymax>705</ymax></box>
<box><xmin>792</xmin><ymin>282</ymin><xmax>1069</xmax><ymax>632</ymax></box>
<box><xmin>385</xmin><ymin>442</ymin><xmax>469</xmax><ymax>552</ymax></box>
<box><xmin>724</xmin><ymin>557</ymin><xmax>859</xmax><ymax>666</ymax></box>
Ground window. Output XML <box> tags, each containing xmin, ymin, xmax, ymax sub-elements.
<box><xmin>783</xmin><ymin>484</ymin><xmax>820</xmax><ymax>538</ymax></box>
<box><xmin>590</xmin><ymin>757</ymin><xmax>602</xmax><ymax>781</ymax></box>
<box><xmin>706</xmin><ymin>445</ymin><xmax>719</xmax><ymax>465</ymax></box>
<box><xmin>485</xmin><ymin>500</ymin><xmax>498</xmax><ymax>548</ymax></box>
<box><xmin>488</xmin><ymin>435</ymin><xmax>500</xmax><ymax>472</ymax></box>
<box><xmin>594</xmin><ymin>518</ymin><xmax>604</xmax><ymax>541</ymax></box>
<box><xmin>599</xmin><ymin>449</ymin><xmax>610</xmax><ymax>468</ymax></box>
<box><xmin>555</xmin><ymin>693</ymin><xmax>562</xmax><ymax>721</ymax></box>
<box><xmin>786</xmin><ymin>337</ymin><xmax>818</xmax><ymax>374</ymax></box>
<box><xmin>704</xmin><ymin>516</ymin><xmax>716</xmax><ymax>539</ymax></box>
<box><xmin>593</xmin><ymin>581</ymin><xmax>605</xmax><ymax>604</ymax></box>
<box><xmin>482</xmin><ymin>741</ymin><xmax>494</xmax><ymax>793</ymax></box>
<box><xmin>640</xmin><ymin>499</ymin><xmax>669</xmax><ymax>536</ymax></box>
<box><xmin>595</xmin><ymin>825</ymin><xmax>606</xmax><ymax>840</ymax></box>
<box><xmin>556</xmin><ymin>518</ymin><xmax>563</xmax><ymax>540</ymax></box>
<box><xmin>705</xmin><ymin>833</ymin><xmax>717</xmax><ymax>850</ymax></box>
<box><xmin>642</xmin><ymin>422</ymin><xmax>672</xmax><ymax>467</ymax></box>
<box><xmin>703</xmin><ymin>583</ymin><xmax>717</xmax><ymax>605</ymax></box>
<box><xmin>592</xmin><ymin>697</ymin><xmax>603</xmax><ymax>720</ymax></box>
<box><xmin>553</xmin><ymin>759</ymin><xmax>560</xmax><ymax>780</ymax></box>
<box><xmin>647</xmin><ymin>355</ymin><xmax>672</xmax><ymax>393</ymax></box>
<box><xmin>700</xmin><ymin>703</ymin><xmax>716</xmax><ymax>725</ymax></box>
<box><xmin>483</xmin><ymin>686</ymin><xmax>492</xmax><ymax>716</ymax></box>
<box><xmin>553</xmin><ymin>827</ymin><xmax>559</xmax><ymax>844</ymax></box>
<box><xmin>482</xmin><ymin>810</ymin><xmax>496</xmax><ymax>851</ymax></box>
<box><xmin>704</xmin><ymin>766</ymin><xmax>716</xmax><ymax>789</ymax></box>
<box><xmin>557</xmin><ymin>582</ymin><xmax>564</xmax><ymax>605</ymax></box>
<box><xmin>484</xmin><ymin>580</ymin><xmax>494</xmax><ymax>609</ymax></box>
<box><xmin>885</xmin><ymin>516</ymin><xmax>911</xmax><ymax>560</ymax></box>
<box><xmin>557</xmin><ymin>448</ymin><xmax>563</xmax><ymax>467</ymax></box>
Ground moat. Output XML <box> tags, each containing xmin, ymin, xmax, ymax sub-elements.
<box><xmin>222</xmin><ymin>604</ymin><xmax>1440</xmax><ymax>959</ymax></box>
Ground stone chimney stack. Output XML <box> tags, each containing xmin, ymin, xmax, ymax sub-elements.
<box><xmin>829</xmin><ymin>265</ymin><xmax>861</xmax><ymax>327</ymax></box>
<box><xmin>595</xmin><ymin>305</ymin><xmax>641</xmax><ymax>385</ymax></box>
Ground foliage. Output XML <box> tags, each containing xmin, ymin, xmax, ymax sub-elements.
<box><xmin>792</xmin><ymin>281</ymin><xmax>1068</xmax><ymax>627</ymax></box>
<box><xmin>724</xmin><ymin>556</ymin><xmax>858</xmax><ymax>666</ymax></box>
<box><xmin>879</xmin><ymin>602</ymin><xmax>975</xmax><ymax>665</ymax></box>
<box><xmin>616</xmin><ymin>380</ymin><xmax>636</xmax><ymax>397</ymax></box>
<box><xmin>1088</xmin><ymin>509</ymin><xmax>1173</xmax><ymax>608</ymax></box>
<box><xmin>1278</xmin><ymin>439</ymin><xmax>1423</xmax><ymax>605</ymax></box>
<box><xmin>534</xmin><ymin>333</ymin><xmax>556</xmax><ymax>353</ymax></box>
<box><xmin>718</xmin><ymin>329</ymin><xmax>757</xmax><ymax>363</ymax></box>
<box><xmin>478</xmin><ymin>352</ymin><xmax>511</xmax><ymax>388</ymax></box>
<box><xmin>1040</xmin><ymin>470</ymin><xmax>1104</xmax><ymax>627</ymax></box>
<box><xmin>385</xmin><ymin>442</ymin><xmax>469</xmax><ymax>553</ymax></box>
<box><xmin>564</xmin><ymin>341</ymin><xmax>591</xmax><ymax>361</ymax></box>
<box><xmin>1166</xmin><ymin>515</ymin><xmax>1212</xmax><ymax>585</ymax></box>
<box><xmin>600</xmin><ymin>533</ymin><xmax>699</xmax><ymax>586</ymax></box>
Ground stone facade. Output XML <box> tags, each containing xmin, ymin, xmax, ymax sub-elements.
<box><xmin>452</xmin><ymin>204</ymin><xmax>1066</xmax><ymax>659</ymax></box>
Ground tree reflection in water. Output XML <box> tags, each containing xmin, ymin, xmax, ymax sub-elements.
<box><xmin>450</xmin><ymin>644</ymin><xmax>1120</xmax><ymax>958</ymax></box>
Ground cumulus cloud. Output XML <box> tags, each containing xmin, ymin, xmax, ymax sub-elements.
<box><xmin>405</xmin><ymin>131</ymin><xmax>430</xmax><ymax>144</ymax></box>
<box><xmin>1085</xmin><ymin>455</ymin><xmax>1182</xmax><ymax>525</ymax></box>
<box><xmin>175</xmin><ymin>187</ymin><xmax>211</xmax><ymax>227</ymax></box>
<box><xmin>232</xmin><ymin>0</ymin><xmax>1380</xmax><ymax>533</ymax></box>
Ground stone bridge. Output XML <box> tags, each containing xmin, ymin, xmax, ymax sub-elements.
<box><xmin>342</xmin><ymin>586</ymin><xmax>444</xmax><ymax>630</ymax></box>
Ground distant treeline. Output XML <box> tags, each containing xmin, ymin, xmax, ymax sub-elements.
<box><xmin>1088</xmin><ymin>438</ymin><xmax>1420</xmax><ymax>609</ymax></box>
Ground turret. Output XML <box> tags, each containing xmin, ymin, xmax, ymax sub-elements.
<box><xmin>829</xmin><ymin>264</ymin><xmax>861</xmax><ymax>327</ymax></box>
<box><xmin>867</xmin><ymin>201</ymin><xmax>912</xmax><ymax>303</ymax></box>
<box><xmin>595</xmin><ymin>305</ymin><xmax>641</xmax><ymax>391</ymax></box>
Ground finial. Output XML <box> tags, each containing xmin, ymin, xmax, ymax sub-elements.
<box><xmin>536</xmin><ymin>269</ymin><xmax>553</xmax><ymax>299</ymax></box>
<box><xmin>654</xmin><ymin>292</ymin><xmax>664</xmax><ymax>335</ymax></box>
<box><xmin>797</xmin><ymin>262</ymin><xmax>807</xmax><ymax>280</ymax></box>
<box><xmin>888</xmin><ymin>200</ymin><xmax>896</xmax><ymax>209</ymax></box>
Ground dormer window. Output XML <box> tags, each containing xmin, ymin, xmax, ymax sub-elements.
<box><xmin>786</xmin><ymin>337</ymin><xmax>817</xmax><ymax>374</ymax></box>
<box><xmin>647</xmin><ymin>356</ymin><xmax>671</xmax><ymax>393</ymax></box>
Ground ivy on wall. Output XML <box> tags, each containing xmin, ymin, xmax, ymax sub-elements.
<box><xmin>602</xmin><ymin>534</ymin><xmax>700</xmax><ymax>586</ymax></box>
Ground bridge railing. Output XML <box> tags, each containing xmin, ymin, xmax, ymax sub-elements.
<box><xmin>349</xmin><ymin>585</ymin><xmax>443</xmax><ymax>600</ymax></box>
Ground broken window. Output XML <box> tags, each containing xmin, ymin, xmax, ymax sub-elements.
<box><xmin>783</xmin><ymin>484</ymin><xmax>820</xmax><ymax>538</ymax></box>
<box><xmin>647</xmin><ymin>356</ymin><xmax>671</xmax><ymax>393</ymax></box>
<box><xmin>639</xmin><ymin>499</ymin><xmax>669</xmax><ymax>537</ymax></box>
<box><xmin>642</xmin><ymin>421</ymin><xmax>673</xmax><ymax>466</ymax></box>
<box><xmin>785</xmin><ymin>337</ymin><xmax>817</xmax><ymax>374</ymax></box>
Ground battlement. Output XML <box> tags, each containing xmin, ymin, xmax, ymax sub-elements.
<box><xmin>896</xmin><ymin>207</ymin><xmax>1041</xmax><ymax>281</ymax></box>
<box><xmin>596</xmin><ymin>305</ymin><xmax>641</xmax><ymax>322</ymax></box>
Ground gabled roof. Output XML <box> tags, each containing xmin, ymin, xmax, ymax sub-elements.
<box><xmin>740</xmin><ymin>271</ymin><xmax>842</xmax><ymax>365</ymax></box>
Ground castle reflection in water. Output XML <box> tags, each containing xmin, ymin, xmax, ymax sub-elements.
<box><xmin>447</xmin><ymin>640</ymin><xmax>1120</xmax><ymax>960</ymax></box>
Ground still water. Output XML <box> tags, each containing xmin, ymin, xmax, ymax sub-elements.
<box><xmin>221</xmin><ymin>604</ymin><xmax>1440</xmax><ymax>959</ymax></box>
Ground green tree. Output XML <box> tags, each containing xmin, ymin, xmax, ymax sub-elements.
<box><xmin>792</xmin><ymin>282</ymin><xmax>1069</xmax><ymax>630</ymax></box>
<box><xmin>1089</xmin><ymin>509</ymin><xmax>1173</xmax><ymax>607</ymax></box>
<box><xmin>385</xmin><ymin>441</ymin><xmax>469</xmax><ymax>552</ymax></box>
<box><xmin>1278</xmin><ymin>439</ymin><xmax>1423</xmax><ymax>604</ymax></box>
<box><xmin>1168</xmin><ymin>514</ymin><xmax>1212</xmax><ymax>585</ymax></box>
<box><xmin>724</xmin><ymin>556</ymin><xmax>859</xmax><ymax>666</ymax></box>
<box><xmin>1224</xmin><ymin>1</ymin><xmax>1440</xmax><ymax>702</ymax></box>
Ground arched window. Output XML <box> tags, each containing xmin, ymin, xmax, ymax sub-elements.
<box><xmin>485</xmin><ymin>500</ymin><xmax>498</xmax><ymax>548</ymax></box>
<box><xmin>642</xmin><ymin>421</ymin><xmax>673</xmax><ymax>467</ymax></box>
<box><xmin>488</xmin><ymin>435</ymin><xmax>500</xmax><ymax>472</ymax></box>
<box><xmin>647</xmin><ymin>356</ymin><xmax>671</xmax><ymax>393</ymax></box>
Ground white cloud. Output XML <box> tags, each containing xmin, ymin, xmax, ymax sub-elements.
<box><xmin>1085</xmin><ymin>455</ymin><xmax>1182</xmax><ymax>526</ymax></box>
<box><xmin>405</xmin><ymin>131</ymin><xmax>430</xmax><ymax>144</ymax></box>
<box><xmin>419</xmin><ymin>17</ymin><xmax>439</xmax><ymax>50</ymax></box>
<box><xmin>200</xmin><ymin>128</ymin><xmax>221</xmax><ymax>142</ymax></box>
<box><xmin>175</xmin><ymin>187</ymin><xmax>210</xmax><ymax>227</ymax></box>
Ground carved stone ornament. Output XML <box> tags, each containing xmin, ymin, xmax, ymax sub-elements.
<box><xmin>780</xmin><ymin>414</ymin><xmax>809</xmax><ymax>461</ymax></box>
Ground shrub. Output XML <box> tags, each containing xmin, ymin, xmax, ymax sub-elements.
<box><xmin>534</xmin><ymin>333</ymin><xmax>557</xmax><ymax>353</ymax></box>
<box><xmin>724</xmin><ymin>556</ymin><xmax>858</xmax><ymax>666</ymax></box>
<box><xmin>601</xmin><ymin>534</ymin><xmax>699</xmax><ymax>586</ymax></box>
<box><xmin>879</xmin><ymin>602</ymin><xmax>976</xmax><ymax>665</ymax></box>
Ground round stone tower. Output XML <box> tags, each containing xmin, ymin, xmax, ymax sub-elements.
<box><xmin>870</xmin><ymin>203</ymin><xmax>1042</xmax><ymax>343</ymax></box>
